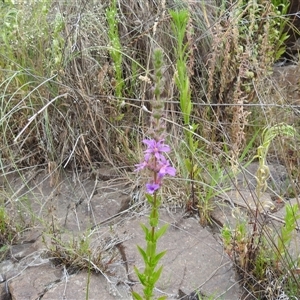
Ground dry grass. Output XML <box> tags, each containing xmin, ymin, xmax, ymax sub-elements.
<box><xmin>1</xmin><ymin>0</ymin><xmax>297</xmax><ymax>172</ymax></box>
<box><xmin>0</xmin><ymin>0</ymin><xmax>219</xmax><ymax>172</ymax></box>
<box><xmin>1</xmin><ymin>0</ymin><xmax>300</xmax><ymax>298</ymax></box>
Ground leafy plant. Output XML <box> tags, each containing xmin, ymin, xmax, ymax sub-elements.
<box><xmin>271</xmin><ymin>0</ymin><xmax>290</xmax><ymax>60</ymax></box>
<box><xmin>133</xmin><ymin>49</ymin><xmax>176</xmax><ymax>300</ymax></box>
<box><xmin>170</xmin><ymin>9</ymin><xmax>192</xmax><ymax>127</ymax></box>
<box><xmin>106</xmin><ymin>0</ymin><xmax>124</xmax><ymax>106</ymax></box>
<box><xmin>170</xmin><ymin>9</ymin><xmax>200</xmax><ymax>211</ymax></box>
<box><xmin>205</xmin><ymin>0</ymin><xmax>291</xmax><ymax>165</ymax></box>
<box><xmin>0</xmin><ymin>205</ymin><xmax>16</xmax><ymax>246</ymax></box>
<box><xmin>197</xmin><ymin>162</ymin><xmax>227</xmax><ymax>226</ymax></box>
<box><xmin>47</xmin><ymin>10</ymin><xmax>65</xmax><ymax>72</ymax></box>
<box><xmin>0</xmin><ymin>204</ymin><xmax>21</xmax><ymax>261</ymax></box>
<box><xmin>0</xmin><ymin>0</ymin><xmax>57</xmax><ymax>81</ymax></box>
<box><xmin>255</xmin><ymin>123</ymin><xmax>296</xmax><ymax>198</ymax></box>
<box><xmin>275</xmin><ymin>203</ymin><xmax>300</xmax><ymax>263</ymax></box>
<box><xmin>222</xmin><ymin>124</ymin><xmax>300</xmax><ymax>298</ymax></box>
<box><xmin>42</xmin><ymin>227</ymin><xmax>124</xmax><ymax>282</ymax></box>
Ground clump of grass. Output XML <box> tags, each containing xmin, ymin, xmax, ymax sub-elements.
<box><xmin>196</xmin><ymin>160</ymin><xmax>228</xmax><ymax>226</ymax></box>
<box><xmin>222</xmin><ymin>124</ymin><xmax>300</xmax><ymax>298</ymax></box>
<box><xmin>205</xmin><ymin>0</ymin><xmax>290</xmax><ymax>159</ymax></box>
<box><xmin>0</xmin><ymin>0</ymin><xmax>295</xmax><ymax>173</ymax></box>
<box><xmin>255</xmin><ymin>124</ymin><xmax>296</xmax><ymax>199</ymax></box>
<box><xmin>0</xmin><ymin>0</ymin><xmax>66</xmax><ymax>168</ymax></box>
<box><xmin>0</xmin><ymin>204</ymin><xmax>21</xmax><ymax>261</ymax></box>
<box><xmin>170</xmin><ymin>9</ymin><xmax>197</xmax><ymax>206</ymax></box>
<box><xmin>106</xmin><ymin>0</ymin><xmax>125</xmax><ymax>108</ymax></box>
<box><xmin>275</xmin><ymin>203</ymin><xmax>300</xmax><ymax>265</ymax></box>
<box><xmin>170</xmin><ymin>8</ymin><xmax>220</xmax><ymax>225</ymax></box>
<box><xmin>42</xmin><ymin>230</ymin><xmax>119</xmax><ymax>275</ymax></box>
<box><xmin>223</xmin><ymin>207</ymin><xmax>300</xmax><ymax>298</ymax></box>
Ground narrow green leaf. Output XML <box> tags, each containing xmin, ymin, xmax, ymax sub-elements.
<box><xmin>134</xmin><ymin>266</ymin><xmax>146</xmax><ymax>286</ymax></box>
<box><xmin>145</xmin><ymin>193</ymin><xmax>154</xmax><ymax>204</ymax></box>
<box><xmin>137</xmin><ymin>245</ymin><xmax>148</xmax><ymax>264</ymax></box>
<box><xmin>155</xmin><ymin>197</ymin><xmax>162</xmax><ymax>207</ymax></box>
<box><xmin>154</xmin><ymin>224</ymin><xmax>169</xmax><ymax>241</ymax></box>
<box><xmin>132</xmin><ymin>291</ymin><xmax>143</xmax><ymax>300</ymax></box>
<box><xmin>153</xmin><ymin>250</ymin><xmax>167</xmax><ymax>265</ymax></box>
<box><xmin>115</xmin><ymin>113</ymin><xmax>124</xmax><ymax>121</ymax></box>
<box><xmin>140</xmin><ymin>223</ymin><xmax>150</xmax><ymax>239</ymax></box>
<box><xmin>192</xmin><ymin>163</ymin><xmax>198</xmax><ymax>174</ymax></box>
<box><xmin>191</xmin><ymin>123</ymin><xmax>198</xmax><ymax>131</ymax></box>
<box><xmin>184</xmin><ymin>158</ymin><xmax>192</xmax><ymax>172</ymax></box>
<box><xmin>151</xmin><ymin>265</ymin><xmax>163</xmax><ymax>284</ymax></box>
<box><xmin>144</xmin><ymin>286</ymin><xmax>154</xmax><ymax>298</ymax></box>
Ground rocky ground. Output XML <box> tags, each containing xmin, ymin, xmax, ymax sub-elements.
<box><xmin>0</xmin><ymin>161</ymin><xmax>299</xmax><ymax>300</ymax></box>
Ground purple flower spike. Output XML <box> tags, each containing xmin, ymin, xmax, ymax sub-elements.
<box><xmin>136</xmin><ymin>137</ymin><xmax>176</xmax><ymax>195</ymax></box>
<box><xmin>143</xmin><ymin>139</ymin><xmax>170</xmax><ymax>161</ymax></box>
<box><xmin>146</xmin><ymin>183</ymin><xmax>160</xmax><ymax>194</ymax></box>
<box><xmin>157</xmin><ymin>156</ymin><xmax>176</xmax><ymax>178</ymax></box>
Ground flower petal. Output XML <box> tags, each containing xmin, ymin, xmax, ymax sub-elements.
<box><xmin>135</xmin><ymin>161</ymin><xmax>148</xmax><ymax>171</ymax></box>
<box><xmin>145</xmin><ymin>183</ymin><xmax>160</xmax><ymax>194</ymax></box>
<box><xmin>157</xmin><ymin>157</ymin><xmax>176</xmax><ymax>178</ymax></box>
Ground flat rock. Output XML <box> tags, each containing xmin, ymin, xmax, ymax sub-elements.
<box><xmin>210</xmin><ymin>201</ymin><xmax>247</xmax><ymax>229</ymax></box>
<box><xmin>228</xmin><ymin>162</ymin><xmax>289</xmax><ymax>195</ymax></box>
<box><xmin>42</xmin><ymin>271</ymin><xmax>131</xmax><ymax>300</ymax></box>
<box><xmin>1</xmin><ymin>171</ymin><xmax>263</xmax><ymax>299</ymax></box>
<box><xmin>0</xmin><ymin>282</ymin><xmax>10</xmax><ymax>300</ymax></box>
<box><xmin>220</xmin><ymin>190</ymin><xmax>275</xmax><ymax>212</ymax></box>
<box><xmin>8</xmin><ymin>263</ymin><xmax>61</xmax><ymax>300</ymax></box>
<box><xmin>115</xmin><ymin>209</ymin><xmax>242</xmax><ymax>299</ymax></box>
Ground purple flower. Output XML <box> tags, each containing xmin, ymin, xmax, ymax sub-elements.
<box><xmin>146</xmin><ymin>183</ymin><xmax>160</xmax><ymax>194</ymax></box>
<box><xmin>135</xmin><ymin>138</ymin><xmax>176</xmax><ymax>195</ymax></box>
<box><xmin>135</xmin><ymin>160</ymin><xmax>148</xmax><ymax>171</ymax></box>
<box><xmin>143</xmin><ymin>139</ymin><xmax>170</xmax><ymax>161</ymax></box>
<box><xmin>157</xmin><ymin>156</ymin><xmax>176</xmax><ymax>178</ymax></box>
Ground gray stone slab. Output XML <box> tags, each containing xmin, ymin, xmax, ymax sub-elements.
<box><xmin>227</xmin><ymin>162</ymin><xmax>289</xmax><ymax>195</ymax></box>
<box><xmin>115</xmin><ymin>209</ymin><xmax>242</xmax><ymax>299</ymax></box>
<box><xmin>8</xmin><ymin>263</ymin><xmax>61</xmax><ymax>300</ymax></box>
<box><xmin>42</xmin><ymin>271</ymin><xmax>131</xmax><ymax>300</ymax></box>
<box><xmin>220</xmin><ymin>190</ymin><xmax>275</xmax><ymax>212</ymax></box>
